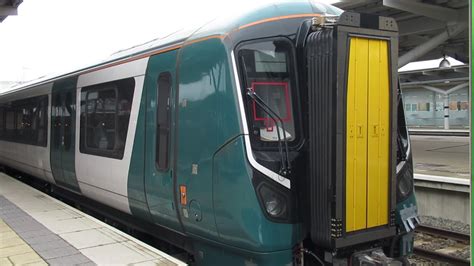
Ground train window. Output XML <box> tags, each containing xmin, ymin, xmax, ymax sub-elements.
<box><xmin>80</xmin><ymin>78</ymin><xmax>135</xmax><ymax>159</ymax></box>
<box><xmin>0</xmin><ymin>95</ymin><xmax>48</xmax><ymax>146</ymax></box>
<box><xmin>5</xmin><ymin>109</ymin><xmax>15</xmax><ymax>140</ymax></box>
<box><xmin>0</xmin><ymin>107</ymin><xmax>4</xmax><ymax>137</ymax></box>
<box><xmin>238</xmin><ymin>39</ymin><xmax>297</xmax><ymax>145</ymax></box>
<box><xmin>52</xmin><ymin>93</ymin><xmax>63</xmax><ymax>149</ymax></box>
<box><xmin>156</xmin><ymin>72</ymin><xmax>171</xmax><ymax>170</ymax></box>
<box><xmin>63</xmin><ymin>91</ymin><xmax>74</xmax><ymax>151</ymax></box>
<box><xmin>17</xmin><ymin>105</ymin><xmax>32</xmax><ymax>141</ymax></box>
<box><xmin>36</xmin><ymin>96</ymin><xmax>48</xmax><ymax>146</ymax></box>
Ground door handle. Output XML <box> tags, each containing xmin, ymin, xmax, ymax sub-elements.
<box><xmin>357</xmin><ymin>124</ymin><xmax>363</xmax><ymax>138</ymax></box>
<box><xmin>372</xmin><ymin>124</ymin><xmax>379</xmax><ymax>137</ymax></box>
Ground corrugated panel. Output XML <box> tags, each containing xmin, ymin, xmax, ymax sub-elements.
<box><xmin>307</xmin><ymin>28</ymin><xmax>336</xmax><ymax>247</ymax></box>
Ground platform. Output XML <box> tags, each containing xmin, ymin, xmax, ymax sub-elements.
<box><xmin>411</xmin><ymin>135</ymin><xmax>469</xmax><ymax>179</ymax></box>
<box><xmin>0</xmin><ymin>173</ymin><xmax>186</xmax><ymax>266</ymax></box>
<box><xmin>409</xmin><ymin>128</ymin><xmax>469</xmax><ymax>137</ymax></box>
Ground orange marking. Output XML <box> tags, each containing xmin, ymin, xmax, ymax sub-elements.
<box><xmin>81</xmin><ymin>44</ymin><xmax>182</xmax><ymax>75</ymax></box>
<box><xmin>238</xmin><ymin>13</ymin><xmax>320</xmax><ymax>30</ymax></box>
<box><xmin>81</xmin><ymin>35</ymin><xmax>224</xmax><ymax>75</ymax></box>
<box><xmin>183</xmin><ymin>34</ymin><xmax>225</xmax><ymax>47</ymax></box>
<box><xmin>180</xmin><ymin>185</ymin><xmax>187</xmax><ymax>205</ymax></box>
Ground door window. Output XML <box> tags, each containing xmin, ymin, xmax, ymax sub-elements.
<box><xmin>156</xmin><ymin>72</ymin><xmax>171</xmax><ymax>170</ymax></box>
<box><xmin>80</xmin><ymin>78</ymin><xmax>135</xmax><ymax>159</ymax></box>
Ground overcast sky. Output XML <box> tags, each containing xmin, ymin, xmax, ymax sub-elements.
<box><xmin>0</xmin><ymin>0</ymin><xmax>336</xmax><ymax>83</ymax></box>
<box><xmin>0</xmin><ymin>0</ymin><xmax>462</xmax><ymax>86</ymax></box>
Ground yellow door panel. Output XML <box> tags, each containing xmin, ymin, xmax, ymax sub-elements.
<box><xmin>378</xmin><ymin>40</ymin><xmax>390</xmax><ymax>226</ymax></box>
<box><xmin>346</xmin><ymin>37</ymin><xmax>390</xmax><ymax>232</ymax></box>
<box><xmin>345</xmin><ymin>38</ymin><xmax>356</xmax><ymax>232</ymax></box>
<box><xmin>346</xmin><ymin>37</ymin><xmax>368</xmax><ymax>232</ymax></box>
<box><xmin>367</xmin><ymin>39</ymin><xmax>389</xmax><ymax>228</ymax></box>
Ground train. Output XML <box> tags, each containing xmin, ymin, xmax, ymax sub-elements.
<box><xmin>0</xmin><ymin>2</ymin><xmax>419</xmax><ymax>265</ymax></box>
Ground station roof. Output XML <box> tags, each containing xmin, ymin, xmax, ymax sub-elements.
<box><xmin>0</xmin><ymin>0</ymin><xmax>22</xmax><ymax>23</ymax></box>
<box><xmin>399</xmin><ymin>64</ymin><xmax>469</xmax><ymax>92</ymax></box>
<box><xmin>333</xmin><ymin>0</ymin><xmax>469</xmax><ymax>64</ymax></box>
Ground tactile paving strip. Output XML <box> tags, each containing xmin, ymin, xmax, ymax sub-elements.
<box><xmin>0</xmin><ymin>196</ymin><xmax>94</xmax><ymax>266</ymax></box>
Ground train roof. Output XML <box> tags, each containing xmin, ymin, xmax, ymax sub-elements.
<box><xmin>2</xmin><ymin>1</ymin><xmax>342</xmax><ymax>96</ymax></box>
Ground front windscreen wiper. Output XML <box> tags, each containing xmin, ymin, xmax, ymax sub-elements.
<box><xmin>246</xmin><ymin>88</ymin><xmax>292</xmax><ymax>176</ymax></box>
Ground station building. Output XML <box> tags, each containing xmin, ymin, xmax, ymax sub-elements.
<box><xmin>399</xmin><ymin>63</ymin><xmax>469</xmax><ymax>129</ymax></box>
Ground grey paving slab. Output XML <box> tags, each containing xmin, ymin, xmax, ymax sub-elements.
<box><xmin>30</xmin><ymin>239</ymin><xmax>71</xmax><ymax>252</ymax></box>
<box><xmin>0</xmin><ymin>195</ymin><xmax>94</xmax><ymax>265</ymax></box>
<box><xmin>47</xmin><ymin>253</ymin><xmax>92</xmax><ymax>266</ymax></box>
<box><xmin>40</xmin><ymin>245</ymin><xmax>80</xmax><ymax>260</ymax></box>
<box><xmin>24</xmin><ymin>233</ymin><xmax>62</xmax><ymax>245</ymax></box>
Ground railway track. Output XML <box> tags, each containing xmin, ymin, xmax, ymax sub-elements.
<box><xmin>414</xmin><ymin>224</ymin><xmax>470</xmax><ymax>265</ymax></box>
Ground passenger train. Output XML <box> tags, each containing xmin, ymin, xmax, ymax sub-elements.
<box><xmin>0</xmin><ymin>2</ymin><xmax>419</xmax><ymax>265</ymax></box>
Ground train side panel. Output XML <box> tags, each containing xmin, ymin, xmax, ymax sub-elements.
<box><xmin>0</xmin><ymin>83</ymin><xmax>54</xmax><ymax>184</ymax></box>
<box><xmin>74</xmin><ymin>58</ymin><xmax>149</xmax><ymax>214</ymax></box>
<box><xmin>50</xmin><ymin>77</ymin><xmax>81</xmax><ymax>192</ymax></box>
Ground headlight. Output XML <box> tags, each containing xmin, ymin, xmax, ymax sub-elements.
<box><xmin>397</xmin><ymin>164</ymin><xmax>414</xmax><ymax>201</ymax></box>
<box><xmin>259</xmin><ymin>184</ymin><xmax>287</xmax><ymax>218</ymax></box>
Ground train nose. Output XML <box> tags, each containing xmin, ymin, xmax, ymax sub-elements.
<box><xmin>303</xmin><ymin>12</ymin><xmax>400</xmax><ymax>249</ymax></box>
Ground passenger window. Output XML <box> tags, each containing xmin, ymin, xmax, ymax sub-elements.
<box><xmin>80</xmin><ymin>78</ymin><xmax>135</xmax><ymax>159</ymax></box>
<box><xmin>63</xmin><ymin>91</ymin><xmax>74</xmax><ymax>151</ymax></box>
<box><xmin>0</xmin><ymin>95</ymin><xmax>48</xmax><ymax>146</ymax></box>
<box><xmin>36</xmin><ymin>97</ymin><xmax>48</xmax><ymax>146</ymax></box>
<box><xmin>0</xmin><ymin>108</ymin><xmax>4</xmax><ymax>137</ymax></box>
<box><xmin>5</xmin><ymin>110</ymin><xmax>15</xmax><ymax>131</ymax></box>
<box><xmin>156</xmin><ymin>72</ymin><xmax>171</xmax><ymax>170</ymax></box>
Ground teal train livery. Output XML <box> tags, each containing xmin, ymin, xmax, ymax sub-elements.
<box><xmin>0</xmin><ymin>2</ymin><xmax>419</xmax><ymax>265</ymax></box>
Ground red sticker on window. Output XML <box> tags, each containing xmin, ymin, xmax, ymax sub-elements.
<box><xmin>251</xmin><ymin>81</ymin><xmax>292</xmax><ymax>124</ymax></box>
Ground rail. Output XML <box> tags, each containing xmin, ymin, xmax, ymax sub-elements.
<box><xmin>414</xmin><ymin>224</ymin><xmax>470</xmax><ymax>265</ymax></box>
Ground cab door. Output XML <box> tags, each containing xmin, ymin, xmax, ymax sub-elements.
<box><xmin>50</xmin><ymin>77</ymin><xmax>80</xmax><ymax>192</ymax></box>
<box><xmin>144</xmin><ymin>50</ymin><xmax>181</xmax><ymax>232</ymax></box>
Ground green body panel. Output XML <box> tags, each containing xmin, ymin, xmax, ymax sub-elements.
<box><xmin>50</xmin><ymin>77</ymin><xmax>80</xmax><ymax>192</ymax></box>
<box><xmin>213</xmin><ymin>136</ymin><xmax>302</xmax><ymax>251</ymax></box>
<box><xmin>176</xmin><ymin>39</ymin><xmax>241</xmax><ymax>240</ymax></box>
<box><xmin>395</xmin><ymin>192</ymin><xmax>417</xmax><ymax>256</ymax></box>
<box><xmin>127</xmin><ymin>78</ymin><xmax>152</xmax><ymax>221</ymax></box>
<box><xmin>144</xmin><ymin>50</ymin><xmax>181</xmax><ymax>231</ymax></box>
<box><xmin>174</xmin><ymin>38</ymin><xmax>300</xmax><ymax>253</ymax></box>
<box><xmin>193</xmin><ymin>240</ymin><xmax>293</xmax><ymax>266</ymax></box>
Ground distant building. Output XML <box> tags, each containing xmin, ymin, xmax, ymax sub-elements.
<box><xmin>399</xmin><ymin>65</ymin><xmax>469</xmax><ymax>129</ymax></box>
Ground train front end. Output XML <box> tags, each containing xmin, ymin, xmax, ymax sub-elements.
<box><xmin>303</xmin><ymin>12</ymin><xmax>419</xmax><ymax>263</ymax></box>
<box><xmin>233</xmin><ymin>8</ymin><xmax>419</xmax><ymax>265</ymax></box>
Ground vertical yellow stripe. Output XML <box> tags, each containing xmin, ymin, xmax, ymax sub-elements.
<box><xmin>345</xmin><ymin>39</ymin><xmax>356</xmax><ymax>232</ymax></box>
<box><xmin>378</xmin><ymin>40</ymin><xmax>390</xmax><ymax>226</ymax></box>
<box><xmin>354</xmin><ymin>38</ymin><xmax>368</xmax><ymax>231</ymax></box>
<box><xmin>367</xmin><ymin>39</ymin><xmax>381</xmax><ymax>227</ymax></box>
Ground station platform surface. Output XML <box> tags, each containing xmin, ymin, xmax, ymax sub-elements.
<box><xmin>0</xmin><ymin>173</ymin><xmax>186</xmax><ymax>266</ymax></box>
<box><xmin>409</xmin><ymin>128</ymin><xmax>469</xmax><ymax>136</ymax></box>
<box><xmin>411</xmin><ymin>135</ymin><xmax>469</xmax><ymax>179</ymax></box>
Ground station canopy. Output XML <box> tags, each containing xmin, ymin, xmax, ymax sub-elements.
<box><xmin>333</xmin><ymin>0</ymin><xmax>469</xmax><ymax>67</ymax></box>
<box><xmin>0</xmin><ymin>0</ymin><xmax>22</xmax><ymax>23</ymax></box>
